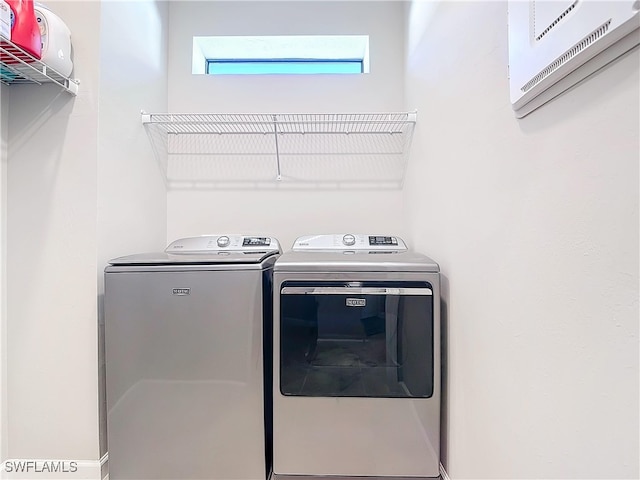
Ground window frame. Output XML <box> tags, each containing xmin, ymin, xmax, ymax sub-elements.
<box><xmin>193</xmin><ymin>35</ymin><xmax>370</xmax><ymax>75</ymax></box>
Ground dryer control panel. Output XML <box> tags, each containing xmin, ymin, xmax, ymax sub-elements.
<box><xmin>165</xmin><ymin>235</ymin><xmax>281</xmax><ymax>254</ymax></box>
<box><xmin>292</xmin><ymin>234</ymin><xmax>407</xmax><ymax>251</ymax></box>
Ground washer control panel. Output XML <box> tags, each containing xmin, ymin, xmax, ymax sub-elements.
<box><xmin>166</xmin><ymin>235</ymin><xmax>280</xmax><ymax>254</ymax></box>
<box><xmin>292</xmin><ymin>234</ymin><xmax>407</xmax><ymax>251</ymax></box>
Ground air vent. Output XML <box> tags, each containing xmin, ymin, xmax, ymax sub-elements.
<box><xmin>509</xmin><ymin>0</ymin><xmax>638</xmax><ymax>117</ymax></box>
<box><xmin>521</xmin><ymin>20</ymin><xmax>611</xmax><ymax>93</ymax></box>
<box><xmin>535</xmin><ymin>0</ymin><xmax>579</xmax><ymax>42</ymax></box>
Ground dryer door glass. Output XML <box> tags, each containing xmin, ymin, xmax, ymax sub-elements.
<box><xmin>279</xmin><ymin>281</ymin><xmax>434</xmax><ymax>398</ymax></box>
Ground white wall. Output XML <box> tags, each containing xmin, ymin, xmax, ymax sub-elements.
<box><xmin>97</xmin><ymin>0</ymin><xmax>169</xmax><ymax>460</ymax></box>
<box><xmin>3</xmin><ymin>0</ymin><xmax>168</xmax><ymax>470</ymax></box>
<box><xmin>6</xmin><ymin>0</ymin><xmax>101</xmax><ymax>460</ymax></box>
<box><xmin>405</xmin><ymin>2</ymin><xmax>639</xmax><ymax>479</ymax></box>
<box><xmin>166</xmin><ymin>1</ymin><xmax>408</xmax><ymax>248</ymax></box>
<box><xmin>97</xmin><ymin>0</ymin><xmax>168</xmax><ymax>267</ymax></box>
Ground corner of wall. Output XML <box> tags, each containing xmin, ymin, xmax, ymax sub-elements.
<box><xmin>0</xmin><ymin>85</ymin><xmax>8</xmax><ymax>463</ymax></box>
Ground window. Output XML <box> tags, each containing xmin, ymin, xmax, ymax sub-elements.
<box><xmin>193</xmin><ymin>35</ymin><xmax>370</xmax><ymax>75</ymax></box>
<box><xmin>206</xmin><ymin>60</ymin><xmax>364</xmax><ymax>75</ymax></box>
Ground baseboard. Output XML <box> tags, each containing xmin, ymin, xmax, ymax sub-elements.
<box><xmin>0</xmin><ymin>459</ymin><xmax>102</xmax><ymax>479</ymax></box>
<box><xmin>100</xmin><ymin>453</ymin><xmax>108</xmax><ymax>480</ymax></box>
<box><xmin>439</xmin><ymin>463</ymin><xmax>450</xmax><ymax>480</ymax></box>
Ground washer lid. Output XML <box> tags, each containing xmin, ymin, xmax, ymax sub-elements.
<box><xmin>274</xmin><ymin>250</ymin><xmax>439</xmax><ymax>273</ymax></box>
<box><xmin>108</xmin><ymin>235</ymin><xmax>281</xmax><ymax>266</ymax></box>
<box><xmin>108</xmin><ymin>250</ymin><xmax>279</xmax><ymax>266</ymax></box>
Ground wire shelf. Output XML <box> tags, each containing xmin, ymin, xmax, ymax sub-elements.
<box><xmin>0</xmin><ymin>35</ymin><xmax>79</xmax><ymax>95</ymax></box>
<box><xmin>141</xmin><ymin>112</ymin><xmax>417</xmax><ymax>189</ymax></box>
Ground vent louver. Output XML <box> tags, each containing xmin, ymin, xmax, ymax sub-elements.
<box><xmin>521</xmin><ymin>20</ymin><xmax>611</xmax><ymax>93</ymax></box>
<box><xmin>535</xmin><ymin>0</ymin><xmax>579</xmax><ymax>42</ymax></box>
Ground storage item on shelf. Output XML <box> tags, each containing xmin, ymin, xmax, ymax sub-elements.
<box><xmin>0</xmin><ymin>64</ymin><xmax>16</xmax><ymax>81</ymax></box>
<box><xmin>0</xmin><ymin>0</ymin><xmax>10</xmax><ymax>39</ymax></box>
<box><xmin>0</xmin><ymin>36</ymin><xmax>78</xmax><ymax>92</ymax></box>
<box><xmin>5</xmin><ymin>0</ymin><xmax>41</xmax><ymax>60</ymax></box>
<box><xmin>0</xmin><ymin>29</ymin><xmax>78</xmax><ymax>93</ymax></box>
<box><xmin>34</xmin><ymin>3</ymin><xmax>72</xmax><ymax>77</ymax></box>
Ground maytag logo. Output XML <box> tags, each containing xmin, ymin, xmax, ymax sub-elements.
<box><xmin>173</xmin><ymin>288</ymin><xmax>190</xmax><ymax>296</ymax></box>
<box><xmin>346</xmin><ymin>298</ymin><xmax>366</xmax><ymax>307</ymax></box>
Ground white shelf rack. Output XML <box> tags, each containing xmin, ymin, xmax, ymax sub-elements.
<box><xmin>0</xmin><ymin>35</ymin><xmax>79</xmax><ymax>95</ymax></box>
<box><xmin>141</xmin><ymin>111</ymin><xmax>417</xmax><ymax>189</ymax></box>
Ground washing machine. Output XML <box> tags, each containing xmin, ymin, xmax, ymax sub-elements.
<box><xmin>273</xmin><ymin>234</ymin><xmax>440</xmax><ymax>480</ymax></box>
<box><xmin>104</xmin><ymin>235</ymin><xmax>281</xmax><ymax>480</ymax></box>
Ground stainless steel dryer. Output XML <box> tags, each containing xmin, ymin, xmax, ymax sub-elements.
<box><xmin>104</xmin><ymin>235</ymin><xmax>280</xmax><ymax>480</ymax></box>
<box><xmin>273</xmin><ymin>234</ymin><xmax>440</xmax><ymax>480</ymax></box>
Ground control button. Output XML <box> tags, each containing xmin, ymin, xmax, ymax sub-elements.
<box><xmin>343</xmin><ymin>234</ymin><xmax>356</xmax><ymax>246</ymax></box>
<box><xmin>217</xmin><ymin>236</ymin><xmax>230</xmax><ymax>247</ymax></box>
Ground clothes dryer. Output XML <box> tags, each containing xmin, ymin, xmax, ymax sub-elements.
<box><xmin>104</xmin><ymin>235</ymin><xmax>280</xmax><ymax>480</ymax></box>
<box><xmin>273</xmin><ymin>234</ymin><xmax>440</xmax><ymax>480</ymax></box>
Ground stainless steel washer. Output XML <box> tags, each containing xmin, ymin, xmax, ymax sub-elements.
<box><xmin>273</xmin><ymin>234</ymin><xmax>440</xmax><ymax>480</ymax></box>
<box><xmin>104</xmin><ymin>235</ymin><xmax>281</xmax><ymax>480</ymax></box>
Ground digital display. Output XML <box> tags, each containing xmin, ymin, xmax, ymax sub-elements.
<box><xmin>368</xmin><ymin>236</ymin><xmax>398</xmax><ymax>246</ymax></box>
<box><xmin>243</xmin><ymin>237</ymin><xmax>270</xmax><ymax>246</ymax></box>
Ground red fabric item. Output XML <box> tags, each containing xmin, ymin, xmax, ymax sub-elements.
<box><xmin>5</xmin><ymin>0</ymin><xmax>41</xmax><ymax>59</ymax></box>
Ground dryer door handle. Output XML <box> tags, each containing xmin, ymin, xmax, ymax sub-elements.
<box><xmin>281</xmin><ymin>287</ymin><xmax>432</xmax><ymax>296</ymax></box>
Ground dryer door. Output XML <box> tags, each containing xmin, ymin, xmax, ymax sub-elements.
<box><xmin>279</xmin><ymin>281</ymin><xmax>434</xmax><ymax>398</ymax></box>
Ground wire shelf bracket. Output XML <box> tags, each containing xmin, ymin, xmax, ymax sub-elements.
<box><xmin>0</xmin><ymin>35</ymin><xmax>79</xmax><ymax>95</ymax></box>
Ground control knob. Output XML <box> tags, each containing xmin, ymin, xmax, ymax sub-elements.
<box><xmin>217</xmin><ymin>236</ymin><xmax>230</xmax><ymax>247</ymax></box>
<box><xmin>342</xmin><ymin>234</ymin><xmax>356</xmax><ymax>246</ymax></box>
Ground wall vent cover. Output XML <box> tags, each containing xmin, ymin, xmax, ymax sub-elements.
<box><xmin>508</xmin><ymin>0</ymin><xmax>639</xmax><ymax>117</ymax></box>
<box><xmin>523</xmin><ymin>20</ymin><xmax>611</xmax><ymax>92</ymax></box>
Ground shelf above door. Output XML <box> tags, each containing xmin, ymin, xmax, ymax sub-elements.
<box><xmin>141</xmin><ymin>111</ymin><xmax>417</xmax><ymax>189</ymax></box>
